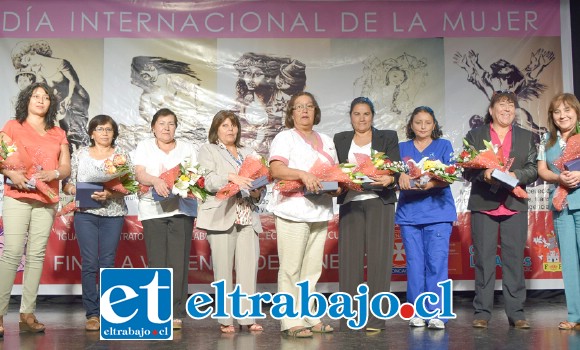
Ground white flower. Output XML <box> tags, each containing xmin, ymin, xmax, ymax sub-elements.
<box><xmin>188</xmin><ymin>173</ymin><xmax>201</xmax><ymax>185</ymax></box>
<box><xmin>172</xmin><ymin>179</ymin><xmax>190</xmax><ymax>198</ymax></box>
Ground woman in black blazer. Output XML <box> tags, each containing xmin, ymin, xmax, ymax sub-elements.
<box><xmin>333</xmin><ymin>97</ymin><xmax>400</xmax><ymax>332</ymax></box>
<box><xmin>463</xmin><ymin>91</ymin><xmax>537</xmax><ymax>329</ymax></box>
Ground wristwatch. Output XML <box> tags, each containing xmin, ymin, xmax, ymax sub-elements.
<box><xmin>54</xmin><ymin>169</ymin><xmax>60</xmax><ymax>180</ymax></box>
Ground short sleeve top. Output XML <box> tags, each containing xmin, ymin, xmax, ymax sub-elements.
<box><xmin>268</xmin><ymin>129</ymin><xmax>338</xmax><ymax>222</ymax></box>
<box><xmin>133</xmin><ymin>138</ymin><xmax>198</xmax><ymax>221</ymax></box>
<box><xmin>68</xmin><ymin>146</ymin><xmax>129</xmax><ymax>217</ymax></box>
<box><xmin>2</xmin><ymin>120</ymin><xmax>68</xmax><ymax>203</ymax></box>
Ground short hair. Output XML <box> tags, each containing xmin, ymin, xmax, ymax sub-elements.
<box><xmin>545</xmin><ymin>93</ymin><xmax>580</xmax><ymax>148</ymax></box>
<box><xmin>14</xmin><ymin>82</ymin><xmax>58</xmax><ymax>130</ymax></box>
<box><xmin>349</xmin><ymin>97</ymin><xmax>375</xmax><ymax>116</ymax></box>
<box><xmin>405</xmin><ymin>106</ymin><xmax>443</xmax><ymax>140</ymax></box>
<box><xmin>208</xmin><ymin>110</ymin><xmax>242</xmax><ymax>147</ymax></box>
<box><xmin>284</xmin><ymin>91</ymin><xmax>321</xmax><ymax>129</ymax></box>
<box><xmin>151</xmin><ymin>108</ymin><xmax>178</xmax><ymax>129</ymax></box>
<box><xmin>484</xmin><ymin>91</ymin><xmax>518</xmax><ymax>124</ymax></box>
<box><xmin>87</xmin><ymin>115</ymin><xmax>119</xmax><ymax>147</ymax></box>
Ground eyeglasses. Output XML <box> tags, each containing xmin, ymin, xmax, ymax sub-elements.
<box><xmin>31</xmin><ymin>94</ymin><xmax>50</xmax><ymax>102</ymax></box>
<box><xmin>94</xmin><ymin>127</ymin><xmax>114</xmax><ymax>133</ymax></box>
<box><xmin>293</xmin><ymin>104</ymin><xmax>315</xmax><ymax>111</ymax></box>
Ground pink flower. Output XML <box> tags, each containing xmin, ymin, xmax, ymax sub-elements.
<box><xmin>113</xmin><ymin>154</ymin><xmax>127</xmax><ymax>166</ymax></box>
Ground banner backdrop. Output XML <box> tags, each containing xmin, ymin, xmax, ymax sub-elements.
<box><xmin>0</xmin><ymin>0</ymin><xmax>570</xmax><ymax>294</ymax></box>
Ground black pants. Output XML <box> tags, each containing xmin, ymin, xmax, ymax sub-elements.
<box><xmin>142</xmin><ymin>215</ymin><xmax>194</xmax><ymax>319</ymax></box>
<box><xmin>471</xmin><ymin>211</ymin><xmax>528</xmax><ymax>323</ymax></box>
<box><xmin>338</xmin><ymin>198</ymin><xmax>395</xmax><ymax>330</ymax></box>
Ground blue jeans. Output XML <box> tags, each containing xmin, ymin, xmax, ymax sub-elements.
<box><xmin>74</xmin><ymin>212</ymin><xmax>124</xmax><ymax>318</ymax></box>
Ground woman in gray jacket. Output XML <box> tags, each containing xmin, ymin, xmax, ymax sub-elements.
<box><xmin>196</xmin><ymin>110</ymin><xmax>264</xmax><ymax>334</ymax></box>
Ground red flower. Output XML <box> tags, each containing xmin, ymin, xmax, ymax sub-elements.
<box><xmin>460</xmin><ymin>150</ymin><xmax>470</xmax><ymax>158</ymax></box>
<box><xmin>445</xmin><ymin>166</ymin><xmax>456</xmax><ymax>174</ymax></box>
<box><xmin>384</xmin><ymin>159</ymin><xmax>393</xmax><ymax>164</ymax></box>
<box><xmin>196</xmin><ymin>177</ymin><xmax>205</xmax><ymax>188</ymax></box>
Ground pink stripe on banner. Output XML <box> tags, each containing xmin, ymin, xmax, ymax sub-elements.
<box><xmin>0</xmin><ymin>1</ymin><xmax>560</xmax><ymax>39</ymax></box>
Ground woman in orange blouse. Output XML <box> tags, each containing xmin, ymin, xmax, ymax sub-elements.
<box><xmin>0</xmin><ymin>82</ymin><xmax>70</xmax><ymax>336</ymax></box>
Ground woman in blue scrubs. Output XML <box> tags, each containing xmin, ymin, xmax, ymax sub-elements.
<box><xmin>396</xmin><ymin>106</ymin><xmax>457</xmax><ymax>330</ymax></box>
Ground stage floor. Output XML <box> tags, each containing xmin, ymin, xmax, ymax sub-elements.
<box><xmin>0</xmin><ymin>292</ymin><xmax>579</xmax><ymax>350</ymax></box>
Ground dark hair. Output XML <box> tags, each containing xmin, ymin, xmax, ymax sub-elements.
<box><xmin>284</xmin><ymin>92</ymin><xmax>321</xmax><ymax>128</ymax></box>
<box><xmin>131</xmin><ymin>56</ymin><xmax>200</xmax><ymax>88</ymax></box>
<box><xmin>208</xmin><ymin>110</ymin><xmax>242</xmax><ymax>147</ymax></box>
<box><xmin>484</xmin><ymin>91</ymin><xmax>518</xmax><ymax>124</ymax></box>
<box><xmin>545</xmin><ymin>93</ymin><xmax>580</xmax><ymax>148</ymax></box>
<box><xmin>233</xmin><ymin>53</ymin><xmax>290</xmax><ymax>107</ymax></box>
<box><xmin>14</xmin><ymin>82</ymin><xmax>58</xmax><ymax>130</ymax></box>
<box><xmin>405</xmin><ymin>106</ymin><xmax>443</xmax><ymax>140</ymax></box>
<box><xmin>151</xmin><ymin>108</ymin><xmax>178</xmax><ymax>129</ymax></box>
<box><xmin>349</xmin><ymin>97</ymin><xmax>375</xmax><ymax>116</ymax></box>
<box><xmin>88</xmin><ymin>115</ymin><xmax>119</xmax><ymax>147</ymax></box>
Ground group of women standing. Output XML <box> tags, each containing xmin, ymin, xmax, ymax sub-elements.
<box><xmin>268</xmin><ymin>90</ymin><xmax>577</xmax><ymax>336</ymax></box>
<box><xmin>0</xmin><ymin>83</ymin><xmax>578</xmax><ymax>339</ymax></box>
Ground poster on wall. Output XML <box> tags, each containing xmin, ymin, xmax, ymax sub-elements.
<box><xmin>0</xmin><ymin>0</ymin><xmax>568</xmax><ymax>293</ymax></box>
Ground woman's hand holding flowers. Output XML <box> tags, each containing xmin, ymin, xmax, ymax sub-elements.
<box><xmin>369</xmin><ymin>175</ymin><xmax>394</xmax><ymax>188</ymax></box>
<box><xmin>153</xmin><ymin>177</ymin><xmax>171</xmax><ymax>197</ymax></box>
<box><xmin>5</xmin><ymin>169</ymin><xmax>29</xmax><ymax>190</ymax></box>
<box><xmin>299</xmin><ymin>171</ymin><xmax>322</xmax><ymax>193</ymax></box>
<box><xmin>228</xmin><ymin>173</ymin><xmax>253</xmax><ymax>190</ymax></box>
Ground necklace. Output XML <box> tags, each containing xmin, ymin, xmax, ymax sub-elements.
<box><xmin>225</xmin><ymin>147</ymin><xmax>243</xmax><ymax>168</ymax></box>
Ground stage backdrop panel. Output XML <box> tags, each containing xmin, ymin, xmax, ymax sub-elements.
<box><xmin>0</xmin><ymin>0</ymin><xmax>570</xmax><ymax>294</ymax></box>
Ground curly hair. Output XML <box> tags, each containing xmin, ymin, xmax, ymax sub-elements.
<box><xmin>405</xmin><ymin>106</ymin><xmax>443</xmax><ymax>140</ymax></box>
<box><xmin>14</xmin><ymin>82</ymin><xmax>58</xmax><ymax>130</ymax></box>
<box><xmin>11</xmin><ymin>40</ymin><xmax>53</xmax><ymax>69</ymax></box>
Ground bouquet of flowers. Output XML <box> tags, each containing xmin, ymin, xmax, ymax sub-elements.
<box><xmin>172</xmin><ymin>157</ymin><xmax>211</xmax><ymax>202</ymax></box>
<box><xmin>339</xmin><ymin>163</ymin><xmax>365</xmax><ymax>184</ymax></box>
<box><xmin>274</xmin><ymin>158</ymin><xmax>354</xmax><ymax>194</ymax></box>
<box><xmin>406</xmin><ymin>157</ymin><xmax>461</xmax><ymax>185</ymax></box>
<box><xmin>456</xmin><ymin>139</ymin><xmax>528</xmax><ymax>198</ymax></box>
<box><xmin>216</xmin><ymin>155</ymin><xmax>271</xmax><ymax>199</ymax></box>
<box><xmin>0</xmin><ymin>139</ymin><xmax>17</xmax><ymax>162</ymax></box>
<box><xmin>550</xmin><ymin>124</ymin><xmax>580</xmax><ymax>211</ymax></box>
<box><xmin>353</xmin><ymin>150</ymin><xmax>408</xmax><ymax>178</ymax></box>
<box><xmin>102</xmin><ymin>153</ymin><xmax>139</xmax><ymax>195</ymax></box>
<box><xmin>1</xmin><ymin>141</ymin><xmax>58</xmax><ymax>203</ymax></box>
<box><xmin>455</xmin><ymin>139</ymin><xmax>501</xmax><ymax>169</ymax></box>
<box><xmin>57</xmin><ymin>152</ymin><xmax>138</xmax><ymax>216</ymax></box>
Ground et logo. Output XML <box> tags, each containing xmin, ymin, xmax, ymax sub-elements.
<box><xmin>100</xmin><ymin>268</ymin><xmax>173</xmax><ymax>340</ymax></box>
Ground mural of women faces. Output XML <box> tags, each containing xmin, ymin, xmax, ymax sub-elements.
<box><xmin>241</xmin><ymin>66</ymin><xmax>267</xmax><ymax>91</ymax></box>
<box><xmin>386</xmin><ymin>66</ymin><xmax>408</xmax><ymax>87</ymax></box>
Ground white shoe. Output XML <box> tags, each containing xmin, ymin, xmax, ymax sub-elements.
<box><xmin>409</xmin><ymin>318</ymin><xmax>426</xmax><ymax>327</ymax></box>
<box><xmin>428</xmin><ymin>319</ymin><xmax>445</xmax><ymax>329</ymax></box>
